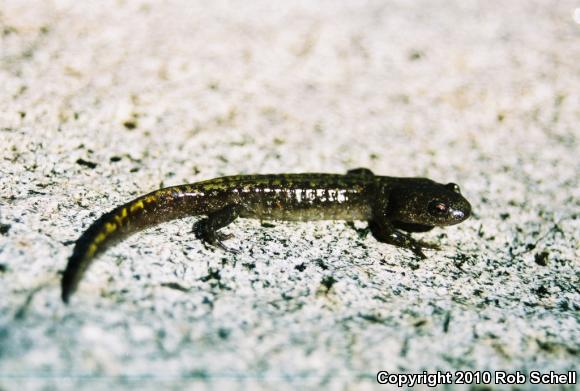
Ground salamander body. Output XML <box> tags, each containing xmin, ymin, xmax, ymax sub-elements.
<box><xmin>61</xmin><ymin>168</ymin><xmax>472</xmax><ymax>302</ymax></box>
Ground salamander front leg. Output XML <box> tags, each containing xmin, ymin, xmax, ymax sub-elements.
<box><xmin>194</xmin><ymin>205</ymin><xmax>240</xmax><ymax>253</ymax></box>
<box><xmin>369</xmin><ymin>220</ymin><xmax>434</xmax><ymax>259</ymax></box>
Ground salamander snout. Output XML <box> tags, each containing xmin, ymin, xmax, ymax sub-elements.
<box><xmin>451</xmin><ymin>208</ymin><xmax>466</xmax><ymax>220</ymax></box>
<box><xmin>449</xmin><ymin>201</ymin><xmax>471</xmax><ymax>223</ymax></box>
<box><xmin>425</xmin><ymin>190</ymin><xmax>471</xmax><ymax>226</ymax></box>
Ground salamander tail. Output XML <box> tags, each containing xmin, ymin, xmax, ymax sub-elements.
<box><xmin>60</xmin><ymin>186</ymin><xmax>199</xmax><ymax>303</ymax></box>
<box><xmin>61</xmin><ymin>206</ymin><xmax>131</xmax><ymax>303</ymax></box>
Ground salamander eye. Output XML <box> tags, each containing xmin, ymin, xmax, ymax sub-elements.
<box><xmin>446</xmin><ymin>183</ymin><xmax>461</xmax><ymax>193</ymax></box>
<box><xmin>428</xmin><ymin>200</ymin><xmax>448</xmax><ymax>216</ymax></box>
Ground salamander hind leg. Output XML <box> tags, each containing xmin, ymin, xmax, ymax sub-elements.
<box><xmin>369</xmin><ymin>220</ymin><xmax>436</xmax><ymax>259</ymax></box>
<box><xmin>194</xmin><ymin>205</ymin><xmax>240</xmax><ymax>253</ymax></box>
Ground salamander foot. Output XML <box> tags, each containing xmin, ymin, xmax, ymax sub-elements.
<box><xmin>193</xmin><ymin>205</ymin><xmax>241</xmax><ymax>253</ymax></box>
<box><xmin>194</xmin><ymin>220</ymin><xmax>239</xmax><ymax>253</ymax></box>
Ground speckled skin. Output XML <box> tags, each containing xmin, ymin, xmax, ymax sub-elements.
<box><xmin>61</xmin><ymin>168</ymin><xmax>471</xmax><ymax>302</ymax></box>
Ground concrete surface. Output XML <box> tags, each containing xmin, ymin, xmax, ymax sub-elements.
<box><xmin>0</xmin><ymin>0</ymin><xmax>578</xmax><ymax>389</ymax></box>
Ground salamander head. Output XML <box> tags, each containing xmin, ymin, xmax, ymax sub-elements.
<box><xmin>389</xmin><ymin>180</ymin><xmax>472</xmax><ymax>227</ymax></box>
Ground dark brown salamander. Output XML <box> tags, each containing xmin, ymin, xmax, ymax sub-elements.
<box><xmin>61</xmin><ymin>168</ymin><xmax>472</xmax><ymax>302</ymax></box>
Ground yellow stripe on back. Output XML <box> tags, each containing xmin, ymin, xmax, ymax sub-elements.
<box><xmin>130</xmin><ymin>200</ymin><xmax>144</xmax><ymax>213</ymax></box>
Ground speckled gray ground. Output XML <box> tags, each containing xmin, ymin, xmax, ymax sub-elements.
<box><xmin>0</xmin><ymin>0</ymin><xmax>579</xmax><ymax>390</ymax></box>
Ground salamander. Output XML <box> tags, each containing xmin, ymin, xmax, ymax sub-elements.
<box><xmin>61</xmin><ymin>168</ymin><xmax>472</xmax><ymax>303</ymax></box>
